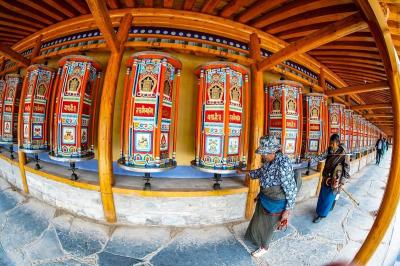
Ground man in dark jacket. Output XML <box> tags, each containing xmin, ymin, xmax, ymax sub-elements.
<box><xmin>375</xmin><ymin>136</ymin><xmax>384</xmax><ymax>165</ymax></box>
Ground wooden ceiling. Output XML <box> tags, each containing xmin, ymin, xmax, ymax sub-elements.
<box><xmin>0</xmin><ymin>0</ymin><xmax>396</xmax><ymax>135</ymax></box>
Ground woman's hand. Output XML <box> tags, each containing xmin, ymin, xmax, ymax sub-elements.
<box><xmin>237</xmin><ymin>168</ymin><xmax>249</xmax><ymax>174</ymax></box>
<box><xmin>277</xmin><ymin>210</ymin><xmax>290</xmax><ymax>230</ymax></box>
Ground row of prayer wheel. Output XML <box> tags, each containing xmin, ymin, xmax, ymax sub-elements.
<box><xmin>0</xmin><ymin>51</ymin><xmax>382</xmax><ymax>174</ymax></box>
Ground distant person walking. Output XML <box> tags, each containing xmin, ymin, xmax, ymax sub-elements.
<box><xmin>375</xmin><ymin>136</ymin><xmax>384</xmax><ymax>164</ymax></box>
<box><xmin>238</xmin><ymin>135</ymin><xmax>299</xmax><ymax>258</ymax></box>
<box><xmin>313</xmin><ymin>134</ymin><xmax>350</xmax><ymax>223</ymax></box>
<box><xmin>386</xmin><ymin>139</ymin><xmax>390</xmax><ymax>151</ymax></box>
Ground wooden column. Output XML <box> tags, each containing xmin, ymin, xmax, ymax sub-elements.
<box><xmin>353</xmin><ymin>0</ymin><xmax>400</xmax><ymax>264</ymax></box>
<box><xmin>245</xmin><ymin>33</ymin><xmax>264</xmax><ymax>219</ymax></box>
<box><xmin>17</xmin><ymin>74</ymin><xmax>29</xmax><ymax>194</ymax></box>
<box><xmin>90</xmin><ymin>7</ymin><xmax>132</xmax><ymax>223</ymax></box>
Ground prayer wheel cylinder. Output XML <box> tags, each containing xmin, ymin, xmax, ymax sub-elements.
<box><xmin>344</xmin><ymin>109</ymin><xmax>354</xmax><ymax>152</ymax></box>
<box><xmin>265</xmin><ymin>80</ymin><xmax>303</xmax><ymax>161</ymax></box>
<box><xmin>0</xmin><ymin>80</ymin><xmax>6</xmax><ymax>141</ymax></box>
<box><xmin>194</xmin><ymin>61</ymin><xmax>249</xmax><ymax>169</ymax></box>
<box><xmin>20</xmin><ymin>65</ymin><xmax>56</xmax><ymax>152</ymax></box>
<box><xmin>119</xmin><ymin>51</ymin><xmax>182</xmax><ymax>168</ymax></box>
<box><xmin>49</xmin><ymin>55</ymin><xmax>101</xmax><ymax>160</ymax></box>
<box><xmin>359</xmin><ymin>117</ymin><xmax>366</xmax><ymax>151</ymax></box>
<box><xmin>328</xmin><ymin>103</ymin><xmax>345</xmax><ymax>143</ymax></box>
<box><xmin>302</xmin><ymin>93</ymin><xmax>328</xmax><ymax>158</ymax></box>
<box><xmin>0</xmin><ymin>74</ymin><xmax>22</xmax><ymax>145</ymax></box>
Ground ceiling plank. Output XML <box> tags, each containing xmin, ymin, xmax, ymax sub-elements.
<box><xmin>124</xmin><ymin>0</ymin><xmax>135</xmax><ymax>8</ymax></box>
<box><xmin>0</xmin><ymin>10</ymin><xmax>46</xmax><ymax>28</ymax></box>
<box><xmin>327</xmin><ymin>66</ymin><xmax>387</xmax><ymax>77</ymax></box>
<box><xmin>86</xmin><ymin>0</ymin><xmax>120</xmax><ymax>53</ymax></box>
<box><xmin>308</xmin><ymin>50</ymin><xmax>382</xmax><ymax>59</ymax></box>
<box><xmin>236</xmin><ymin>0</ymin><xmax>286</xmax><ymax>24</ymax></box>
<box><xmin>219</xmin><ymin>0</ymin><xmax>247</xmax><ymax>18</ymax></box>
<box><xmin>364</xmin><ymin>114</ymin><xmax>393</xmax><ymax>118</ymax></box>
<box><xmin>351</xmin><ymin>103</ymin><xmax>392</xmax><ymax>110</ymax></box>
<box><xmin>201</xmin><ymin>0</ymin><xmax>223</xmax><ymax>14</ymax></box>
<box><xmin>0</xmin><ymin>19</ymin><xmax>38</xmax><ymax>32</ymax></box>
<box><xmin>68</xmin><ymin>0</ymin><xmax>89</xmax><ymax>14</ymax></box>
<box><xmin>0</xmin><ymin>44</ymin><xmax>29</xmax><ymax>66</ymax></box>
<box><xmin>183</xmin><ymin>0</ymin><xmax>196</xmax><ymax>10</ymax></box>
<box><xmin>251</xmin><ymin>0</ymin><xmax>353</xmax><ymax>28</ymax></box>
<box><xmin>144</xmin><ymin>0</ymin><xmax>153</xmax><ymax>8</ymax></box>
<box><xmin>320</xmin><ymin>60</ymin><xmax>386</xmax><ymax>71</ymax></box>
<box><xmin>42</xmin><ymin>0</ymin><xmax>76</xmax><ymax>17</ymax></box>
<box><xmin>106</xmin><ymin>0</ymin><xmax>120</xmax><ymax>9</ymax></box>
<box><xmin>257</xmin><ymin>13</ymin><xmax>368</xmax><ymax>71</ymax></box>
<box><xmin>316</xmin><ymin>56</ymin><xmax>383</xmax><ymax>66</ymax></box>
<box><xmin>326</xmin><ymin>81</ymin><xmax>389</xmax><ymax>97</ymax></box>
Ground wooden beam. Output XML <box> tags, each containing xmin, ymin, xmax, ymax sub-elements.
<box><xmin>43</xmin><ymin>0</ymin><xmax>76</xmax><ymax>17</ymax></box>
<box><xmin>326</xmin><ymin>81</ymin><xmax>389</xmax><ymax>96</ymax></box>
<box><xmin>106</xmin><ymin>0</ymin><xmax>120</xmax><ymax>9</ymax></box>
<box><xmin>201</xmin><ymin>0</ymin><xmax>223</xmax><ymax>14</ymax></box>
<box><xmin>219</xmin><ymin>0</ymin><xmax>247</xmax><ymax>18</ymax></box>
<box><xmin>17</xmin><ymin>0</ymin><xmax>64</xmax><ymax>21</ymax></box>
<box><xmin>0</xmin><ymin>44</ymin><xmax>29</xmax><ymax>66</ymax></box>
<box><xmin>68</xmin><ymin>0</ymin><xmax>90</xmax><ymax>14</ymax></box>
<box><xmin>237</xmin><ymin>0</ymin><xmax>286</xmax><ymax>23</ymax></box>
<box><xmin>144</xmin><ymin>0</ymin><xmax>153</xmax><ymax>7</ymax></box>
<box><xmin>364</xmin><ymin>114</ymin><xmax>393</xmax><ymax>118</ymax></box>
<box><xmin>97</xmin><ymin>13</ymin><xmax>133</xmax><ymax>223</ymax></box>
<box><xmin>163</xmin><ymin>0</ymin><xmax>174</xmax><ymax>8</ymax></box>
<box><xmin>257</xmin><ymin>13</ymin><xmax>368</xmax><ymax>71</ymax></box>
<box><xmin>309</xmin><ymin>50</ymin><xmax>382</xmax><ymax>59</ymax></box>
<box><xmin>351</xmin><ymin>103</ymin><xmax>392</xmax><ymax>110</ymax></box>
<box><xmin>124</xmin><ymin>0</ymin><xmax>135</xmax><ymax>8</ymax></box>
<box><xmin>86</xmin><ymin>0</ymin><xmax>120</xmax><ymax>53</ymax></box>
<box><xmin>18</xmin><ymin>73</ymin><xmax>29</xmax><ymax>194</ymax></box>
<box><xmin>0</xmin><ymin>1</ymin><xmax>54</xmax><ymax>24</ymax></box>
<box><xmin>319</xmin><ymin>67</ymin><xmax>326</xmax><ymax>92</ymax></box>
<box><xmin>245</xmin><ymin>33</ymin><xmax>262</xmax><ymax>220</ymax></box>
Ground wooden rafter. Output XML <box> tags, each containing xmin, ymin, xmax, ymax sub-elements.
<box><xmin>252</xmin><ymin>0</ymin><xmax>353</xmax><ymax>28</ymax></box>
<box><xmin>328</xmin><ymin>66</ymin><xmax>387</xmax><ymax>77</ymax></box>
<box><xmin>42</xmin><ymin>0</ymin><xmax>76</xmax><ymax>17</ymax></box>
<box><xmin>326</xmin><ymin>81</ymin><xmax>389</xmax><ymax>97</ymax></box>
<box><xmin>351</xmin><ymin>103</ymin><xmax>392</xmax><ymax>110</ymax></box>
<box><xmin>86</xmin><ymin>0</ymin><xmax>120</xmax><ymax>53</ymax></box>
<box><xmin>144</xmin><ymin>0</ymin><xmax>153</xmax><ymax>8</ymax></box>
<box><xmin>364</xmin><ymin>114</ymin><xmax>393</xmax><ymax>118</ymax></box>
<box><xmin>183</xmin><ymin>0</ymin><xmax>196</xmax><ymax>10</ymax></box>
<box><xmin>124</xmin><ymin>0</ymin><xmax>135</xmax><ymax>8</ymax></box>
<box><xmin>17</xmin><ymin>0</ymin><xmax>64</xmax><ymax>21</ymax></box>
<box><xmin>0</xmin><ymin>43</ymin><xmax>29</xmax><ymax>66</ymax></box>
<box><xmin>236</xmin><ymin>0</ymin><xmax>286</xmax><ymax>23</ymax></box>
<box><xmin>0</xmin><ymin>1</ymin><xmax>54</xmax><ymax>24</ymax></box>
<box><xmin>0</xmin><ymin>11</ymin><xmax>46</xmax><ymax>29</ymax></box>
<box><xmin>321</xmin><ymin>61</ymin><xmax>386</xmax><ymax>71</ymax></box>
<box><xmin>68</xmin><ymin>0</ymin><xmax>89</xmax><ymax>14</ymax></box>
<box><xmin>164</xmin><ymin>0</ymin><xmax>174</xmax><ymax>8</ymax></box>
<box><xmin>316</xmin><ymin>56</ymin><xmax>384</xmax><ymax>66</ymax></box>
<box><xmin>257</xmin><ymin>13</ymin><xmax>368</xmax><ymax>71</ymax></box>
<box><xmin>106</xmin><ymin>0</ymin><xmax>120</xmax><ymax>9</ymax></box>
<box><xmin>308</xmin><ymin>50</ymin><xmax>382</xmax><ymax>59</ymax></box>
<box><xmin>219</xmin><ymin>0</ymin><xmax>247</xmax><ymax>18</ymax></box>
<box><xmin>201</xmin><ymin>0</ymin><xmax>222</xmax><ymax>14</ymax></box>
<box><xmin>0</xmin><ymin>19</ymin><xmax>38</xmax><ymax>32</ymax></box>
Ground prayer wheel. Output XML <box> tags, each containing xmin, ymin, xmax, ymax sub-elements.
<box><xmin>352</xmin><ymin>114</ymin><xmax>361</xmax><ymax>152</ymax></box>
<box><xmin>265</xmin><ymin>80</ymin><xmax>303</xmax><ymax>161</ymax></box>
<box><xmin>19</xmin><ymin>65</ymin><xmax>56</xmax><ymax>153</ymax></box>
<box><xmin>0</xmin><ymin>80</ymin><xmax>5</xmax><ymax>140</ymax></box>
<box><xmin>118</xmin><ymin>52</ymin><xmax>182</xmax><ymax>169</ymax></box>
<box><xmin>302</xmin><ymin>93</ymin><xmax>328</xmax><ymax>158</ymax></box>
<box><xmin>49</xmin><ymin>55</ymin><xmax>101</xmax><ymax>179</ymax></box>
<box><xmin>344</xmin><ymin>109</ymin><xmax>354</xmax><ymax>152</ymax></box>
<box><xmin>0</xmin><ymin>74</ymin><xmax>22</xmax><ymax>147</ymax></box>
<box><xmin>328</xmin><ymin>103</ymin><xmax>345</xmax><ymax>143</ymax></box>
<box><xmin>359</xmin><ymin>117</ymin><xmax>366</xmax><ymax>151</ymax></box>
<box><xmin>194</xmin><ymin>61</ymin><xmax>249</xmax><ymax>169</ymax></box>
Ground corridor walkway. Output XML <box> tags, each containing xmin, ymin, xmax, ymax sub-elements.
<box><xmin>0</xmin><ymin>150</ymin><xmax>396</xmax><ymax>266</ymax></box>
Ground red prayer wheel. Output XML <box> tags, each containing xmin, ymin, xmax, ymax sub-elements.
<box><xmin>328</xmin><ymin>103</ymin><xmax>345</xmax><ymax>143</ymax></box>
<box><xmin>194</xmin><ymin>61</ymin><xmax>249</xmax><ymax>169</ymax></box>
<box><xmin>359</xmin><ymin>117</ymin><xmax>366</xmax><ymax>151</ymax></box>
<box><xmin>49</xmin><ymin>55</ymin><xmax>101</xmax><ymax>161</ymax></box>
<box><xmin>352</xmin><ymin>114</ymin><xmax>361</xmax><ymax>152</ymax></box>
<box><xmin>265</xmin><ymin>80</ymin><xmax>303</xmax><ymax>161</ymax></box>
<box><xmin>19</xmin><ymin>65</ymin><xmax>56</xmax><ymax>153</ymax></box>
<box><xmin>118</xmin><ymin>52</ymin><xmax>182</xmax><ymax>169</ymax></box>
<box><xmin>0</xmin><ymin>80</ymin><xmax>6</xmax><ymax>141</ymax></box>
<box><xmin>344</xmin><ymin>109</ymin><xmax>353</xmax><ymax>152</ymax></box>
<box><xmin>0</xmin><ymin>74</ymin><xmax>22</xmax><ymax>145</ymax></box>
<box><xmin>302</xmin><ymin>93</ymin><xmax>328</xmax><ymax>158</ymax></box>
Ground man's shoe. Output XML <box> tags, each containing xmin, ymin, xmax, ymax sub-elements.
<box><xmin>251</xmin><ymin>247</ymin><xmax>267</xmax><ymax>258</ymax></box>
<box><xmin>313</xmin><ymin>216</ymin><xmax>324</xmax><ymax>223</ymax></box>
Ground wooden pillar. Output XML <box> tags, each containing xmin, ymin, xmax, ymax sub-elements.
<box><xmin>97</xmin><ymin>13</ymin><xmax>132</xmax><ymax>223</ymax></box>
<box><xmin>352</xmin><ymin>2</ymin><xmax>400</xmax><ymax>263</ymax></box>
<box><xmin>245</xmin><ymin>33</ymin><xmax>264</xmax><ymax>219</ymax></box>
<box><xmin>17</xmin><ymin>74</ymin><xmax>29</xmax><ymax>194</ymax></box>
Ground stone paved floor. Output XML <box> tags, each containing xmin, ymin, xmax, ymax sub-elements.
<box><xmin>0</xmin><ymin>149</ymin><xmax>397</xmax><ymax>266</ymax></box>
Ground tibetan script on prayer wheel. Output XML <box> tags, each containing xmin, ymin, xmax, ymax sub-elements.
<box><xmin>49</xmin><ymin>55</ymin><xmax>101</xmax><ymax>160</ymax></box>
<box><xmin>302</xmin><ymin>93</ymin><xmax>328</xmax><ymax>158</ymax></box>
<box><xmin>119</xmin><ymin>52</ymin><xmax>182</xmax><ymax>168</ymax></box>
<box><xmin>328</xmin><ymin>103</ymin><xmax>345</xmax><ymax>143</ymax></box>
<box><xmin>266</xmin><ymin>80</ymin><xmax>303</xmax><ymax>161</ymax></box>
<box><xmin>0</xmin><ymin>74</ymin><xmax>22</xmax><ymax>145</ymax></box>
<box><xmin>344</xmin><ymin>109</ymin><xmax>354</xmax><ymax>153</ymax></box>
<box><xmin>194</xmin><ymin>61</ymin><xmax>249</xmax><ymax>169</ymax></box>
<box><xmin>20</xmin><ymin>65</ymin><xmax>56</xmax><ymax>152</ymax></box>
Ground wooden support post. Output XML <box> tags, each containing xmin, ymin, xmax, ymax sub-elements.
<box><xmin>245</xmin><ymin>33</ymin><xmax>264</xmax><ymax>219</ymax></box>
<box><xmin>0</xmin><ymin>44</ymin><xmax>30</xmax><ymax>67</ymax></box>
<box><xmin>352</xmin><ymin>2</ymin><xmax>400</xmax><ymax>264</ymax></box>
<box><xmin>89</xmin><ymin>4</ymin><xmax>132</xmax><ymax>222</ymax></box>
<box><xmin>316</xmin><ymin>160</ymin><xmax>325</xmax><ymax>196</ymax></box>
<box><xmin>30</xmin><ymin>35</ymin><xmax>43</xmax><ymax>62</ymax></box>
<box><xmin>17</xmin><ymin>73</ymin><xmax>29</xmax><ymax>194</ymax></box>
